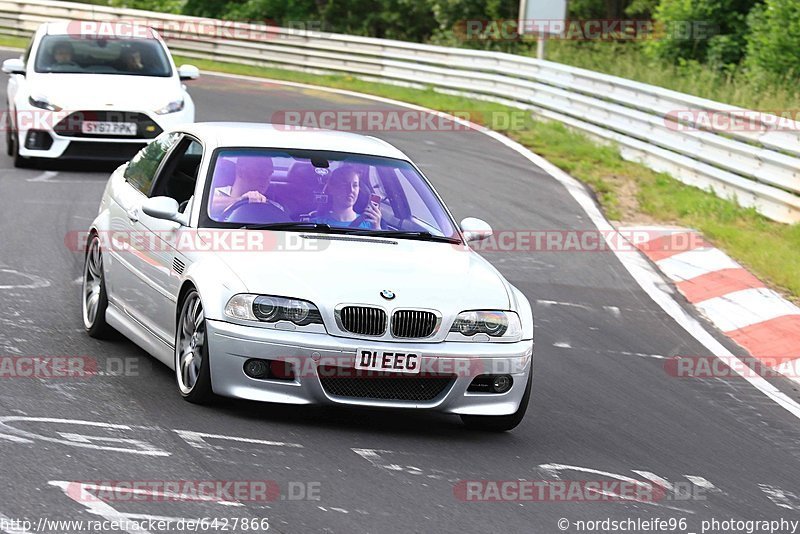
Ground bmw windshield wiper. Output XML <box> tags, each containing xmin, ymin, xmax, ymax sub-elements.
<box><xmin>238</xmin><ymin>223</ymin><xmax>461</xmax><ymax>243</ymax></box>
<box><xmin>346</xmin><ymin>230</ymin><xmax>462</xmax><ymax>244</ymax></box>
<box><xmin>238</xmin><ymin>222</ymin><xmax>335</xmax><ymax>232</ymax></box>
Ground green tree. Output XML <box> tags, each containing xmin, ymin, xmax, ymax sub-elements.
<box><xmin>647</xmin><ymin>0</ymin><xmax>759</xmax><ymax>66</ymax></box>
<box><xmin>744</xmin><ymin>0</ymin><xmax>800</xmax><ymax>82</ymax></box>
<box><xmin>109</xmin><ymin>0</ymin><xmax>185</xmax><ymax>13</ymax></box>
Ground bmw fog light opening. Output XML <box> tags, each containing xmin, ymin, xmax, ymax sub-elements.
<box><xmin>243</xmin><ymin>358</ymin><xmax>296</xmax><ymax>381</ymax></box>
<box><xmin>225</xmin><ymin>294</ymin><xmax>323</xmax><ymax>327</ymax></box>
<box><xmin>492</xmin><ymin>375</ymin><xmax>512</xmax><ymax>393</ymax></box>
<box><xmin>450</xmin><ymin>311</ymin><xmax>522</xmax><ymax>341</ymax></box>
<box><xmin>467</xmin><ymin>374</ymin><xmax>514</xmax><ymax>394</ymax></box>
<box><xmin>243</xmin><ymin>359</ymin><xmax>269</xmax><ymax>379</ymax></box>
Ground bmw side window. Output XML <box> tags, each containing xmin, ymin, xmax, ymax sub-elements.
<box><xmin>124</xmin><ymin>132</ymin><xmax>180</xmax><ymax>195</ymax></box>
<box><xmin>150</xmin><ymin>137</ymin><xmax>204</xmax><ymax>213</ymax></box>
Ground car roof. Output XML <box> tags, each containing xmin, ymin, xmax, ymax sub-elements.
<box><xmin>179</xmin><ymin>122</ymin><xmax>411</xmax><ymax>160</ymax></box>
<box><xmin>40</xmin><ymin>21</ymin><xmax>161</xmax><ymax>40</ymax></box>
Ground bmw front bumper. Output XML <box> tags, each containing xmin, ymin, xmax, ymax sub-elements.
<box><xmin>206</xmin><ymin>319</ymin><xmax>533</xmax><ymax>416</ymax></box>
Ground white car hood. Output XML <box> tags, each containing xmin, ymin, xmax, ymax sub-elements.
<box><xmin>212</xmin><ymin>233</ymin><xmax>511</xmax><ymax>314</ymax></box>
<box><xmin>27</xmin><ymin>73</ymin><xmax>181</xmax><ymax>112</ymax></box>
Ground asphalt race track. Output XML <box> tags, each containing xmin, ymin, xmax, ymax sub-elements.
<box><xmin>1</xmin><ymin>51</ymin><xmax>800</xmax><ymax>533</ymax></box>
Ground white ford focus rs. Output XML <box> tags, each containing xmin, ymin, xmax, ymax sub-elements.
<box><xmin>82</xmin><ymin>122</ymin><xmax>534</xmax><ymax>431</ymax></box>
<box><xmin>2</xmin><ymin>21</ymin><xmax>197</xmax><ymax>167</ymax></box>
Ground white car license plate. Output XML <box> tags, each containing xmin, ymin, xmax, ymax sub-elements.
<box><xmin>355</xmin><ymin>349</ymin><xmax>421</xmax><ymax>374</ymax></box>
<box><xmin>81</xmin><ymin>121</ymin><xmax>137</xmax><ymax>136</ymax></box>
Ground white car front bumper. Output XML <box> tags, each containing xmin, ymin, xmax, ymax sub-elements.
<box><xmin>14</xmin><ymin>104</ymin><xmax>193</xmax><ymax>160</ymax></box>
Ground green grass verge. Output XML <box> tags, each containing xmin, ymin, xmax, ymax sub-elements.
<box><xmin>0</xmin><ymin>35</ymin><xmax>30</xmax><ymax>49</ymax></box>
<box><xmin>543</xmin><ymin>41</ymin><xmax>800</xmax><ymax>113</ymax></box>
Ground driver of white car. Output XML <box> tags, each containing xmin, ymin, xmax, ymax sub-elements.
<box><xmin>210</xmin><ymin>155</ymin><xmax>284</xmax><ymax>218</ymax></box>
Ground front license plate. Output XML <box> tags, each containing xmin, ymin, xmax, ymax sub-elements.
<box><xmin>355</xmin><ymin>349</ymin><xmax>421</xmax><ymax>374</ymax></box>
<box><xmin>81</xmin><ymin>121</ymin><xmax>137</xmax><ymax>136</ymax></box>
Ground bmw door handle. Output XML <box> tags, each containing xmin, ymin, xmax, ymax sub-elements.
<box><xmin>127</xmin><ymin>208</ymin><xmax>139</xmax><ymax>222</ymax></box>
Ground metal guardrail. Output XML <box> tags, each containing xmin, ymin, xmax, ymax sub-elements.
<box><xmin>1</xmin><ymin>0</ymin><xmax>799</xmax><ymax>223</ymax></box>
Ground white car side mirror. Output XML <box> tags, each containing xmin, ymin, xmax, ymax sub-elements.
<box><xmin>142</xmin><ymin>196</ymin><xmax>182</xmax><ymax>224</ymax></box>
<box><xmin>177</xmin><ymin>64</ymin><xmax>200</xmax><ymax>81</ymax></box>
<box><xmin>2</xmin><ymin>58</ymin><xmax>25</xmax><ymax>75</ymax></box>
<box><xmin>460</xmin><ymin>217</ymin><xmax>493</xmax><ymax>242</ymax></box>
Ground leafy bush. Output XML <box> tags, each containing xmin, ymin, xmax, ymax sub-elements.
<box><xmin>108</xmin><ymin>0</ymin><xmax>185</xmax><ymax>14</ymax></box>
<box><xmin>744</xmin><ymin>0</ymin><xmax>800</xmax><ymax>83</ymax></box>
<box><xmin>647</xmin><ymin>0</ymin><xmax>758</xmax><ymax>64</ymax></box>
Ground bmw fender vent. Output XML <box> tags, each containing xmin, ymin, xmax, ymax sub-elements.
<box><xmin>172</xmin><ymin>258</ymin><xmax>185</xmax><ymax>275</ymax></box>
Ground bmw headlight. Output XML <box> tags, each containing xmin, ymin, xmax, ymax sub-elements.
<box><xmin>224</xmin><ymin>294</ymin><xmax>324</xmax><ymax>330</ymax></box>
<box><xmin>155</xmin><ymin>98</ymin><xmax>185</xmax><ymax>114</ymax></box>
<box><xmin>28</xmin><ymin>95</ymin><xmax>61</xmax><ymax>112</ymax></box>
<box><xmin>448</xmin><ymin>310</ymin><xmax>522</xmax><ymax>341</ymax></box>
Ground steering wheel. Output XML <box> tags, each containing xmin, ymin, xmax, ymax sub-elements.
<box><xmin>220</xmin><ymin>198</ymin><xmax>252</xmax><ymax>221</ymax></box>
<box><xmin>221</xmin><ymin>199</ymin><xmax>285</xmax><ymax>224</ymax></box>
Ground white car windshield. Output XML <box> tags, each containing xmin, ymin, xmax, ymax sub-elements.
<box><xmin>33</xmin><ymin>35</ymin><xmax>172</xmax><ymax>77</ymax></box>
<box><xmin>203</xmin><ymin>149</ymin><xmax>459</xmax><ymax>241</ymax></box>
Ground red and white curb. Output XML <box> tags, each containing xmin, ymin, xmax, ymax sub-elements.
<box><xmin>621</xmin><ymin>226</ymin><xmax>800</xmax><ymax>384</ymax></box>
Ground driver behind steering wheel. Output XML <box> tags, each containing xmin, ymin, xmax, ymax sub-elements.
<box><xmin>210</xmin><ymin>155</ymin><xmax>284</xmax><ymax>219</ymax></box>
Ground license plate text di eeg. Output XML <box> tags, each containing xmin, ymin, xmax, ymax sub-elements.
<box><xmin>356</xmin><ymin>349</ymin><xmax>421</xmax><ymax>373</ymax></box>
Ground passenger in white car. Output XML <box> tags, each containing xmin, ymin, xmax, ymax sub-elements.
<box><xmin>311</xmin><ymin>166</ymin><xmax>381</xmax><ymax>229</ymax></box>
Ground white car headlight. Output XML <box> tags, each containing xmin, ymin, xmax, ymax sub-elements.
<box><xmin>28</xmin><ymin>94</ymin><xmax>61</xmax><ymax>112</ymax></box>
<box><xmin>225</xmin><ymin>294</ymin><xmax>324</xmax><ymax>328</ymax></box>
<box><xmin>155</xmin><ymin>98</ymin><xmax>185</xmax><ymax>114</ymax></box>
<box><xmin>448</xmin><ymin>310</ymin><xmax>522</xmax><ymax>342</ymax></box>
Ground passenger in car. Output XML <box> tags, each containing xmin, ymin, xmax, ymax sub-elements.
<box><xmin>311</xmin><ymin>166</ymin><xmax>381</xmax><ymax>229</ymax></box>
<box><xmin>210</xmin><ymin>155</ymin><xmax>284</xmax><ymax>218</ymax></box>
<box><xmin>120</xmin><ymin>46</ymin><xmax>145</xmax><ymax>72</ymax></box>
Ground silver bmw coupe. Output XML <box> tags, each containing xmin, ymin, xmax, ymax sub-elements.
<box><xmin>82</xmin><ymin>123</ymin><xmax>533</xmax><ymax>431</ymax></box>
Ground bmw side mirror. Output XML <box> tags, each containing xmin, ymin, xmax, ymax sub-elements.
<box><xmin>142</xmin><ymin>196</ymin><xmax>183</xmax><ymax>224</ymax></box>
<box><xmin>460</xmin><ymin>217</ymin><xmax>493</xmax><ymax>242</ymax></box>
<box><xmin>2</xmin><ymin>58</ymin><xmax>25</xmax><ymax>75</ymax></box>
<box><xmin>177</xmin><ymin>64</ymin><xmax>199</xmax><ymax>81</ymax></box>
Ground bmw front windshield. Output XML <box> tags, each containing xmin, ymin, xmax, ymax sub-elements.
<box><xmin>201</xmin><ymin>149</ymin><xmax>460</xmax><ymax>242</ymax></box>
<box><xmin>34</xmin><ymin>35</ymin><xmax>172</xmax><ymax>77</ymax></box>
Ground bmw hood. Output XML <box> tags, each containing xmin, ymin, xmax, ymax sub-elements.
<box><xmin>27</xmin><ymin>73</ymin><xmax>182</xmax><ymax>112</ymax></box>
<box><xmin>211</xmin><ymin>233</ymin><xmax>512</xmax><ymax>314</ymax></box>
